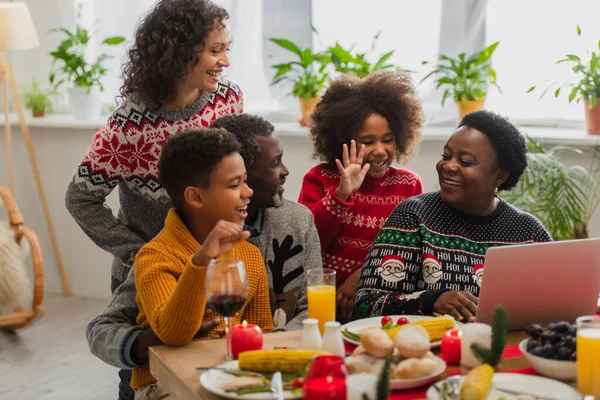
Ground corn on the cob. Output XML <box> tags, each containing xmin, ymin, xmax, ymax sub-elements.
<box><xmin>238</xmin><ymin>349</ymin><xmax>326</xmax><ymax>373</ymax></box>
<box><xmin>460</xmin><ymin>364</ymin><xmax>494</xmax><ymax>400</ymax></box>
<box><xmin>386</xmin><ymin>315</ymin><xmax>455</xmax><ymax>341</ymax></box>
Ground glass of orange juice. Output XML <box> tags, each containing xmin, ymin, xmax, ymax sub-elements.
<box><xmin>577</xmin><ymin>315</ymin><xmax>600</xmax><ymax>398</ymax></box>
<box><xmin>307</xmin><ymin>269</ymin><xmax>336</xmax><ymax>334</ymax></box>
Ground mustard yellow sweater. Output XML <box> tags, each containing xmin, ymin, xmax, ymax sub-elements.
<box><xmin>132</xmin><ymin>209</ymin><xmax>274</xmax><ymax>389</ymax></box>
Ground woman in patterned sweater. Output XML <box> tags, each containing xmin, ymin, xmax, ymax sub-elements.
<box><xmin>298</xmin><ymin>71</ymin><xmax>424</xmax><ymax>317</ymax></box>
<box><xmin>354</xmin><ymin>110</ymin><xmax>552</xmax><ymax>322</ymax></box>
<box><xmin>65</xmin><ymin>0</ymin><xmax>244</xmax><ymax>291</ymax></box>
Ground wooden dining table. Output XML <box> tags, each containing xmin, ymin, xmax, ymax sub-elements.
<box><xmin>149</xmin><ymin>329</ymin><xmax>548</xmax><ymax>400</ymax></box>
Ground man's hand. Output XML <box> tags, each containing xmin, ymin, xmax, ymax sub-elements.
<box><xmin>433</xmin><ymin>291</ymin><xmax>478</xmax><ymax>322</ymax></box>
<box><xmin>131</xmin><ymin>318</ymin><xmax>222</xmax><ymax>363</ymax></box>
<box><xmin>334</xmin><ymin>140</ymin><xmax>371</xmax><ymax>202</ymax></box>
<box><xmin>192</xmin><ymin>221</ymin><xmax>250</xmax><ymax>266</ymax></box>
<box><xmin>336</xmin><ymin>269</ymin><xmax>361</xmax><ymax>317</ymax></box>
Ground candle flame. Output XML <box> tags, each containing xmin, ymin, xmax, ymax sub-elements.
<box><xmin>326</xmin><ymin>376</ymin><xmax>333</xmax><ymax>383</ymax></box>
<box><xmin>242</xmin><ymin>320</ymin><xmax>247</xmax><ymax>328</ymax></box>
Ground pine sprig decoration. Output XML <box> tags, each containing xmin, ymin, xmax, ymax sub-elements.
<box><xmin>363</xmin><ymin>356</ymin><xmax>393</xmax><ymax>400</ymax></box>
<box><xmin>470</xmin><ymin>305</ymin><xmax>509</xmax><ymax>367</ymax></box>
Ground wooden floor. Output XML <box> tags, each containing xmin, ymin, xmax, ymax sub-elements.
<box><xmin>0</xmin><ymin>294</ymin><xmax>120</xmax><ymax>400</ymax></box>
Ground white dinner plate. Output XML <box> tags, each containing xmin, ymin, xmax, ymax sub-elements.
<box><xmin>341</xmin><ymin>315</ymin><xmax>463</xmax><ymax>347</ymax></box>
<box><xmin>200</xmin><ymin>361</ymin><xmax>301</xmax><ymax>400</ymax></box>
<box><xmin>426</xmin><ymin>373</ymin><xmax>578</xmax><ymax>400</ymax></box>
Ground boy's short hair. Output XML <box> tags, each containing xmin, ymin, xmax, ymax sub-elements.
<box><xmin>210</xmin><ymin>114</ymin><xmax>274</xmax><ymax>169</ymax></box>
<box><xmin>159</xmin><ymin>128</ymin><xmax>240</xmax><ymax>209</ymax></box>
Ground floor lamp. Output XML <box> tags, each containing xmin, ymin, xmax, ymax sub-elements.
<box><xmin>0</xmin><ymin>3</ymin><xmax>71</xmax><ymax>296</ymax></box>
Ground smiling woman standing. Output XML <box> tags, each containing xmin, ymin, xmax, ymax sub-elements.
<box><xmin>298</xmin><ymin>71</ymin><xmax>424</xmax><ymax>318</ymax></box>
<box><xmin>353</xmin><ymin>110</ymin><xmax>552</xmax><ymax>322</ymax></box>
<box><xmin>64</xmin><ymin>1</ymin><xmax>242</xmax><ymax>399</ymax></box>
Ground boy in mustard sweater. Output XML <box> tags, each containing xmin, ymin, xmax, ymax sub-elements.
<box><xmin>131</xmin><ymin>128</ymin><xmax>274</xmax><ymax>396</ymax></box>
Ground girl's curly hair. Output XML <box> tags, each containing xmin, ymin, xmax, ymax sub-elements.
<box><xmin>310</xmin><ymin>71</ymin><xmax>424</xmax><ymax>165</ymax></box>
<box><xmin>120</xmin><ymin>0</ymin><xmax>228</xmax><ymax>107</ymax></box>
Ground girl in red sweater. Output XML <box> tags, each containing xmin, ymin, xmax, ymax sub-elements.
<box><xmin>298</xmin><ymin>71</ymin><xmax>424</xmax><ymax>317</ymax></box>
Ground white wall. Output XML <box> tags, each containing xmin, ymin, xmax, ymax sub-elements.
<box><xmin>0</xmin><ymin>122</ymin><xmax>598</xmax><ymax>300</ymax></box>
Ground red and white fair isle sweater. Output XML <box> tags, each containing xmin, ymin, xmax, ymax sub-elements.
<box><xmin>65</xmin><ymin>79</ymin><xmax>243</xmax><ymax>283</ymax></box>
<box><xmin>298</xmin><ymin>164</ymin><xmax>423</xmax><ymax>286</ymax></box>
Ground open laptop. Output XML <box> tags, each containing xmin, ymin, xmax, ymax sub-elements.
<box><xmin>476</xmin><ymin>238</ymin><xmax>600</xmax><ymax>330</ymax></box>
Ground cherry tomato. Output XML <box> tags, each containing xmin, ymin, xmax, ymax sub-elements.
<box><xmin>397</xmin><ymin>317</ymin><xmax>409</xmax><ymax>325</ymax></box>
<box><xmin>292</xmin><ymin>378</ymin><xmax>304</xmax><ymax>389</ymax></box>
<box><xmin>381</xmin><ymin>316</ymin><xmax>393</xmax><ymax>327</ymax></box>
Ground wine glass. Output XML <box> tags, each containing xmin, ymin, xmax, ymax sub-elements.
<box><xmin>205</xmin><ymin>258</ymin><xmax>248</xmax><ymax>361</ymax></box>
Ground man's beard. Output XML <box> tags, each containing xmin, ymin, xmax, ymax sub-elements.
<box><xmin>253</xmin><ymin>186</ymin><xmax>283</xmax><ymax>209</ymax></box>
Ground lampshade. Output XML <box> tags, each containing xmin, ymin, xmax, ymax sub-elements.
<box><xmin>0</xmin><ymin>3</ymin><xmax>39</xmax><ymax>51</ymax></box>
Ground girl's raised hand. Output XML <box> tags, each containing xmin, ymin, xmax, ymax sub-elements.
<box><xmin>334</xmin><ymin>140</ymin><xmax>371</xmax><ymax>201</ymax></box>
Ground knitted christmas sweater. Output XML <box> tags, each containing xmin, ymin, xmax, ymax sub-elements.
<box><xmin>65</xmin><ymin>79</ymin><xmax>243</xmax><ymax>283</ymax></box>
<box><xmin>131</xmin><ymin>209</ymin><xmax>273</xmax><ymax>389</ymax></box>
<box><xmin>298</xmin><ymin>163</ymin><xmax>423</xmax><ymax>286</ymax></box>
<box><xmin>354</xmin><ymin>191</ymin><xmax>552</xmax><ymax>319</ymax></box>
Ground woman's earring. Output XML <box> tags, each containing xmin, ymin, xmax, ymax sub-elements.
<box><xmin>493</xmin><ymin>187</ymin><xmax>498</xmax><ymax>196</ymax></box>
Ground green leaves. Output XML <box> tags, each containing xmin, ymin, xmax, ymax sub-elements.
<box><xmin>48</xmin><ymin>22</ymin><xmax>125</xmax><ymax>92</ymax></box>
<box><xmin>21</xmin><ymin>78</ymin><xmax>58</xmax><ymax>114</ymax></box>
<box><xmin>421</xmin><ymin>41</ymin><xmax>501</xmax><ymax>106</ymax></box>
<box><xmin>529</xmin><ymin>25</ymin><xmax>600</xmax><ymax>105</ymax></box>
<box><xmin>503</xmin><ymin>136</ymin><xmax>600</xmax><ymax>240</ymax></box>
<box><xmin>269</xmin><ymin>38</ymin><xmax>329</xmax><ymax>100</ymax></box>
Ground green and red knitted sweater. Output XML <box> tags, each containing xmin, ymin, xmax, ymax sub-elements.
<box><xmin>354</xmin><ymin>190</ymin><xmax>552</xmax><ymax>318</ymax></box>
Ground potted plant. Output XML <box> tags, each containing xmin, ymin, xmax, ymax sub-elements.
<box><xmin>328</xmin><ymin>31</ymin><xmax>404</xmax><ymax>78</ymax></box>
<box><xmin>421</xmin><ymin>42</ymin><xmax>501</xmax><ymax>119</ymax></box>
<box><xmin>21</xmin><ymin>79</ymin><xmax>57</xmax><ymax>118</ymax></box>
<box><xmin>527</xmin><ymin>26</ymin><xmax>600</xmax><ymax>135</ymax></box>
<box><xmin>502</xmin><ymin>137</ymin><xmax>600</xmax><ymax>240</ymax></box>
<box><xmin>269</xmin><ymin>38</ymin><xmax>330</xmax><ymax>126</ymax></box>
<box><xmin>48</xmin><ymin>5</ymin><xmax>124</xmax><ymax>120</ymax></box>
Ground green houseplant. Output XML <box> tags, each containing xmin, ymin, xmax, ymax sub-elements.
<box><xmin>328</xmin><ymin>31</ymin><xmax>400</xmax><ymax>78</ymax></box>
<box><xmin>527</xmin><ymin>26</ymin><xmax>600</xmax><ymax>134</ymax></box>
<box><xmin>48</xmin><ymin>5</ymin><xmax>124</xmax><ymax>120</ymax></box>
<box><xmin>21</xmin><ymin>79</ymin><xmax>57</xmax><ymax>117</ymax></box>
<box><xmin>502</xmin><ymin>137</ymin><xmax>600</xmax><ymax>240</ymax></box>
<box><xmin>421</xmin><ymin>42</ymin><xmax>501</xmax><ymax>119</ymax></box>
<box><xmin>269</xmin><ymin>38</ymin><xmax>330</xmax><ymax>126</ymax></box>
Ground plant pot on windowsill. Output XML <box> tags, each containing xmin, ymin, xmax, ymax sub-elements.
<box><xmin>298</xmin><ymin>96</ymin><xmax>320</xmax><ymax>127</ymax></box>
<box><xmin>457</xmin><ymin>99</ymin><xmax>485</xmax><ymax>120</ymax></box>
<box><xmin>584</xmin><ymin>99</ymin><xmax>600</xmax><ymax>135</ymax></box>
<box><xmin>32</xmin><ymin>110</ymin><xmax>46</xmax><ymax>118</ymax></box>
<box><xmin>68</xmin><ymin>86</ymin><xmax>102</xmax><ymax>120</ymax></box>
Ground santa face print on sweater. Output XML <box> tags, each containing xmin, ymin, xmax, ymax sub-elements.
<box><xmin>422</xmin><ymin>253</ymin><xmax>442</xmax><ymax>284</ymax></box>
<box><xmin>377</xmin><ymin>255</ymin><xmax>406</xmax><ymax>283</ymax></box>
<box><xmin>472</xmin><ymin>263</ymin><xmax>484</xmax><ymax>287</ymax></box>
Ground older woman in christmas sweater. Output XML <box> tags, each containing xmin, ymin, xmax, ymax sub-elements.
<box><xmin>354</xmin><ymin>110</ymin><xmax>552</xmax><ymax>322</ymax></box>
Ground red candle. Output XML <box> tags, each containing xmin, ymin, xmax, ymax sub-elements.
<box><xmin>231</xmin><ymin>320</ymin><xmax>263</xmax><ymax>358</ymax></box>
<box><xmin>441</xmin><ymin>328</ymin><xmax>462</xmax><ymax>365</ymax></box>
<box><xmin>303</xmin><ymin>355</ymin><xmax>347</xmax><ymax>400</ymax></box>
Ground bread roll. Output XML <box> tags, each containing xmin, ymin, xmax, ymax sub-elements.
<box><xmin>346</xmin><ymin>353</ymin><xmax>387</xmax><ymax>375</ymax></box>
<box><xmin>393</xmin><ymin>357</ymin><xmax>438</xmax><ymax>379</ymax></box>
<box><xmin>360</xmin><ymin>328</ymin><xmax>394</xmax><ymax>358</ymax></box>
<box><xmin>394</xmin><ymin>325</ymin><xmax>430</xmax><ymax>358</ymax></box>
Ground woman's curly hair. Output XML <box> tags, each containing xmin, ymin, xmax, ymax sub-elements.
<box><xmin>120</xmin><ymin>0</ymin><xmax>228</xmax><ymax>107</ymax></box>
<box><xmin>310</xmin><ymin>71</ymin><xmax>424</xmax><ymax>165</ymax></box>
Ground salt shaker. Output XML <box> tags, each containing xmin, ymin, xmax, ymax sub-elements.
<box><xmin>322</xmin><ymin>321</ymin><xmax>345</xmax><ymax>357</ymax></box>
<box><xmin>300</xmin><ymin>318</ymin><xmax>323</xmax><ymax>350</ymax></box>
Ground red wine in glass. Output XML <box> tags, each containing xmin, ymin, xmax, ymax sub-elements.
<box><xmin>207</xmin><ymin>295</ymin><xmax>247</xmax><ymax>317</ymax></box>
<box><xmin>205</xmin><ymin>258</ymin><xmax>248</xmax><ymax>360</ymax></box>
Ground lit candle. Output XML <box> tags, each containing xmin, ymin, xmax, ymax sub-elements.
<box><xmin>303</xmin><ymin>355</ymin><xmax>347</xmax><ymax>400</ymax></box>
<box><xmin>441</xmin><ymin>328</ymin><xmax>462</xmax><ymax>365</ymax></box>
<box><xmin>460</xmin><ymin>323</ymin><xmax>492</xmax><ymax>371</ymax></box>
<box><xmin>231</xmin><ymin>320</ymin><xmax>263</xmax><ymax>358</ymax></box>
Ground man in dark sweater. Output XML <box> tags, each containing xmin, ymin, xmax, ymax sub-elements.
<box><xmin>86</xmin><ymin>115</ymin><xmax>321</xmax><ymax>397</ymax></box>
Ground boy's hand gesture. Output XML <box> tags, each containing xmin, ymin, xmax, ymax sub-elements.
<box><xmin>334</xmin><ymin>140</ymin><xmax>371</xmax><ymax>201</ymax></box>
<box><xmin>192</xmin><ymin>221</ymin><xmax>250</xmax><ymax>266</ymax></box>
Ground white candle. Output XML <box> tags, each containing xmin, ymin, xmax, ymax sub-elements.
<box><xmin>460</xmin><ymin>323</ymin><xmax>492</xmax><ymax>369</ymax></box>
<box><xmin>346</xmin><ymin>373</ymin><xmax>378</xmax><ymax>400</ymax></box>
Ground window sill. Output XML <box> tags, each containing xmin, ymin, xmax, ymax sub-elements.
<box><xmin>2</xmin><ymin>113</ymin><xmax>599</xmax><ymax>147</ymax></box>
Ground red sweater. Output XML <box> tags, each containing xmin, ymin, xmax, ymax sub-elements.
<box><xmin>298</xmin><ymin>164</ymin><xmax>423</xmax><ymax>286</ymax></box>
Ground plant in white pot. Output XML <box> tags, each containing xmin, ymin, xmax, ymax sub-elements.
<box><xmin>48</xmin><ymin>12</ymin><xmax>124</xmax><ymax>120</ymax></box>
<box><xmin>527</xmin><ymin>26</ymin><xmax>600</xmax><ymax>135</ymax></box>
